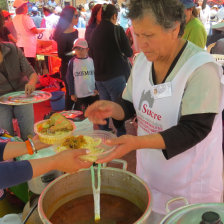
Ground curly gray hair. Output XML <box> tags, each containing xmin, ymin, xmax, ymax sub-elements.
<box><xmin>127</xmin><ymin>0</ymin><xmax>186</xmax><ymax>37</ymax></box>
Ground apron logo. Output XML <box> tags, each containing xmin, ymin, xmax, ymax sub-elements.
<box><xmin>138</xmin><ymin>89</ymin><xmax>154</xmax><ymax>111</ymax></box>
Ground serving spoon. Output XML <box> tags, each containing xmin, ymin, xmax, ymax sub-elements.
<box><xmin>91</xmin><ymin>163</ymin><xmax>101</xmax><ymax>222</ymax></box>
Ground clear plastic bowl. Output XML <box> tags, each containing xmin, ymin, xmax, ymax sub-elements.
<box><xmin>57</xmin><ymin>130</ymin><xmax>116</xmax><ymax>162</ymax></box>
<box><xmin>75</xmin><ymin>130</ymin><xmax>116</xmax><ymax>162</ymax></box>
<box><xmin>34</xmin><ymin>119</ymin><xmax>76</xmax><ymax>145</ymax></box>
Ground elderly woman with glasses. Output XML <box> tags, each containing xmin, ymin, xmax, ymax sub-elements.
<box><xmin>53</xmin><ymin>6</ymin><xmax>79</xmax><ymax>110</ymax></box>
<box><xmin>86</xmin><ymin>0</ymin><xmax>224</xmax><ymax>222</ymax></box>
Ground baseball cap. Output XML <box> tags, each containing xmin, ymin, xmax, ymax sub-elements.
<box><xmin>2</xmin><ymin>10</ymin><xmax>13</xmax><ymax>18</ymax></box>
<box><xmin>32</xmin><ymin>6</ymin><xmax>38</xmax><ymax>12</ymax></box>
<box><xmin>180</xmin><ymin>0</ymin><xmax>196</xmax><ymax>9</ymax></box>
<box><xmin>13</xmin><ymin>0</ymin><xmax>28</xmax><ymax>8</ymax></box>
<box><xmin>73</xmin><ymin>38</ymin><xmax>88</xmax><ymax>49</ymax></box>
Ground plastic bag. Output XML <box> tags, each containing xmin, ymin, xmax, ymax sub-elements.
<box><xmin>39</xmin><ymin>74</ymin><xmax>61</xmax><ymax>89</ymax></box>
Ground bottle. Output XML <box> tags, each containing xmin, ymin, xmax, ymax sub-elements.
<box><xmin>200</xmin><ymin>211</ymin><xmax>223</xmax><ymax>224</ymax></box>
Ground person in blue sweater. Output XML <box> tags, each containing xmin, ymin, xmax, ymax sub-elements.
<box><xmin>0</xmin><ymin>136</ymin><xmax>92</xmax><ymax>189</ymax></box>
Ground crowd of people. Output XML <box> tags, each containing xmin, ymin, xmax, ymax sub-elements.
<box><xmin>12</xmin><ymin>0</ymin><xmax>131</xmax><ymax>30</ymax></box>
<box><xmin>0</xmin><ymin>0</ymin><xmax>224</xmax><ymax>223</ymax></box>
<box><xmin>0</xmin><ymin>0</ymin><xmax>132</xmax><ymax>198</ymax></box>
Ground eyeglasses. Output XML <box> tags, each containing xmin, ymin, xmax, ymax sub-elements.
<box><xmin>74</xmin><ymin>14</ymin><xmax>79</xmax><ymax>19</ymax></box>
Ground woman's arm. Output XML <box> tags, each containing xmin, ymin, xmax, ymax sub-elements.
<box><xmin>25</xmin><ymin>72</ymin><xmax>39</xmax><ymax>95</ymax></box>
<box><xmin>16</xmin><ymin>46</ymin><xmax>38</xmax><ymax>95</ymax></box>
<box><xmin>0</xmin><ymin>149</ymin><xmax>92</xmax><ymax>189</ymax></box>
<box><xmin>97</xmin><ymin>112</ymin><xmax>216</xmax><ymax>163</ymax></box>
<box><xmin>0</xmin><ymin>140</ymin><xmax>92</xmax><ymax>189</ymax></box>
<box><xmin>2</xmin><ymin>136</ymin><xmax>49</xmax><ymax>161</ymax></box>
<box><xmin>23</xmin><ymin>15</ymin><xmax>44</xmax><ymax>35</ymax></box>
<box><xmin>96</xmin><ymin>133</ymin><xmax>165</xmax><ymax>164</ymax></box>
<box><xmin>86</xmin><ymin>96</ymin><xmax>217</xmax><ymax>164</ymax></box>
<box><xmin>30</xmin><ymin>149</ymin><xmax>91</xmax><ymax>177</ymax></box>
<box><xmin>85</xmin><ymin>100</ymin><xmax>165</xmax><ymax>163</ymax></box>
<box><xmin>66</xmin><ymin>59</ymin><xmax>75</xmax><ymax>95</ymax></box>
<box><xmin>30</xmin><ymin>27</ymin><xmax>44</xmax><ymax>35</ymax></box>
<box><xmin>160</xmin><ymin>113</ymin><xmax>216</xmax><ymax>159</ymax></box>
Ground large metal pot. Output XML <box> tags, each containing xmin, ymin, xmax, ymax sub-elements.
<box><xmin>38</xmin><ymin>159</ymin><xmax>152</xmax><ymax>224</ymax></box>
<box><xmin>160</xmin><ymin>197</ymin><xmax>224</xmax><ymax>224</ymax></box>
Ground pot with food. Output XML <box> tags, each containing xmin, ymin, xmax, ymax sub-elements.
<box><xmin>38</xmin><ymin>159</ymin><xmax>152</xmax><ymax>224</ymax></box>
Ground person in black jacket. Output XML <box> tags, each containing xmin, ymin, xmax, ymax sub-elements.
<box><xmin>84</xmin><ymin>4</ymin><xmax>102</xmax><ymax>49</ymax></box>
<box><xmin>53</xmin><ymin>6</ymin><xmax>79</xmax><ymax>110</ymax></box>
<box><xmin>89</xmin><ymin>4</ymin><xmax>133</xmax><ymax>136</ymax></box>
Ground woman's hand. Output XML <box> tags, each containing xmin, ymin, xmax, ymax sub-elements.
<box><xmin>25</xmin><ymin>73</ymin><xmax>38</xmax><ymax>95</ymax></box>
<box><xmin>32</xmin><ymin>135</ymin><xmax>50</xmax><ymax>151</ymax></box>
<box><xmin>93</xmin><ymin>90</ymin><xmax>99</xmax><ymax>96</ymax></box>
<box><xmin>25</xmin><ymin>82</ymin><xmax>35</xmax><ymax>95</ymax></box>
<box><xmin>71</xmin><ymin>94</ymin><xmax>77</xmax><ymax>102</ymax></box>
<box><xmin>96</xmin><ymin>135</ymin><xmax>139</xmax><ymax>164</ymax></box>
<box><xmin>85</xmin><ymin>100</ymin><xmax>113</xmax><ymax>125</ymax></box>
<box><xmin>54</xmin><ymin>149</ymin><xmax>93</xmax><ymax>173</ymax></box>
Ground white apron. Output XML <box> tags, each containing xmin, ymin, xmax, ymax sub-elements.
<box><xmin>132</xmin><ymin>52</ymin><xmax>224</xmax><ymax>214</ymax></box>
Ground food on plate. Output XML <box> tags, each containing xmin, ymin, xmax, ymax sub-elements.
<box><xmin>35</xmin><ymin>113</ymin><xmax>75</xmax><ymax>144</ymax></box>
<box><xmin>37</xmin><ymin>113</ymin><xmax>73</xmax><ymax>134</ymax></box>
<box><xmin>56</xmin><ymin>135</ymin><xmax>104</xmax><ymax>162</ymax></box>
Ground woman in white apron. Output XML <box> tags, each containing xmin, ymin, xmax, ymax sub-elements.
<box><xmin>85</xmin><ymin>0</ymin><xmax>224</xmax><ymax>222</ymax></box>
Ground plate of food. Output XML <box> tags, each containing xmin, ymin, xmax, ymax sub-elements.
<box><xmin>55</xmin><ymin>130</ymin><xmax>116</xmax><ymax>162</ymax></box>
<box><xmin>0</xmin><ymin>91</ymin><xmax>52</xmax><ymax>105</ymax></box>
<box><xmin>59</xmin><ymin>110</ymin><xmax>83</xmax><ymax>119</ymax></box>
<box><xmin>34</xmin><ymin>113</ymin><xmax>76</xmax><ymax>144</ymax></box>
